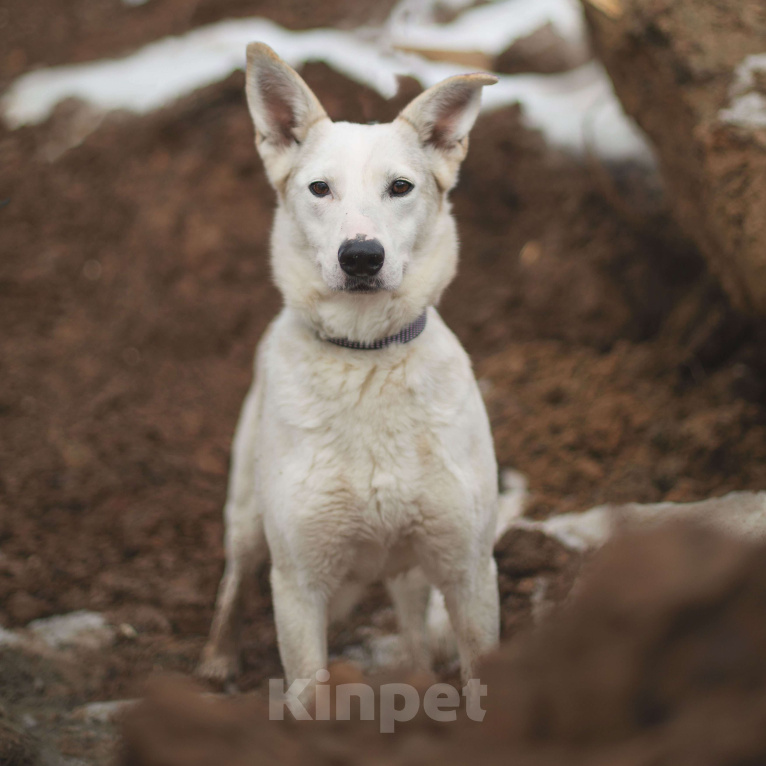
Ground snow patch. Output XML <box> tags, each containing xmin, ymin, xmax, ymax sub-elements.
<box><xmin>1</xmin><ymin>6</ymin><xmax>650</xmax><ymax>161</ymax></box>
<box><xmin>339</xmin><ymin>631</ymin><xmax>408</xmax><ymax>673</ymax></box>
<box><xmin>510</xmin><ymin>506</ymin><xmax>611</xmax><ymax>552</ymax></box>
<box><xmin>509</xmin><ymin>490</ymin><xmax>766</xmax><ymax>553</ymax></box>
<box><xmin>482</xmin><ymin>61</ymin><xmax>653</xmax><ymax>160</ymax></box>
<box><xmin>70</xmin><ymin>699</ymin><xmax>138</xmax><ymax>724</ymax></box>
<box><xmin>617</xmin><ymin>491</ymin><xmax>766</xmax><ymax>541</ymax></box>
<box><xmin>27</xmin><ymin>610</ymin><xmax>115</xmax><ymax>651</ymax></box>
<box><xmin>0</xmin><ymin>625</ymin><xmax>22</xmax><ymax>647</ymax></box>
<box><xmin>720</xmin><ymin>53</ymin><xmax>766</xmax><ymax>129</ymax></box>
<box><xmin>387</xmin><ymin>0</ymin><xmax>584</xmax><ymax>56</ymax></box>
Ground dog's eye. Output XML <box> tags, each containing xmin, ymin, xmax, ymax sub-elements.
<box><xmin>309</xmin><ymin>181</ymin><xmax>331</xmax><ymax>197</ymax></box>
<box><xmin>390</xmin><ymin>179</ymin><xmax>413</xmax><ymax>197</ymax></box>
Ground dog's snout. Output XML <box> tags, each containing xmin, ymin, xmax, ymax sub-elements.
<box><xmin>338</xmin><ymin>238</ymin><xmax>384</xmax><ymax>277</ymax></box>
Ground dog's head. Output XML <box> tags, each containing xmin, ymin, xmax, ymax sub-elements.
<box><xmin>245</xmin><ymin>43</ymin><xmax>495</xmax><ymax>342</ymax></box>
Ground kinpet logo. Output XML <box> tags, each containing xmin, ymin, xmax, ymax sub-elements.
<box><xmin>270</xmin><ymin>671</ymin><xmax>488</xmax><ymax>733</ymax></box>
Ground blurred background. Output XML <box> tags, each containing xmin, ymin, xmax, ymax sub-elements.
<box><xmin>1</xmin><ymin>0</ymin><xmax>766</xmax><ymax>763</ymax></box>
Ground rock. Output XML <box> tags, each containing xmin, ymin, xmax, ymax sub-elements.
<box><xmin>581</xmin><ymin>0</ymin><xmax>766</xmax><ymax>317</ymax></box>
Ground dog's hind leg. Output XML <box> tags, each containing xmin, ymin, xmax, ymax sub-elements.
<box><xmin>425</xmin><ymin>587</ymin><xmax>457</xmax><ymax>664</ymax></box>
<box><xmin>198</xmin><ymin>381</ymin><xmax>267</xmax><ymax>684</ymax></box>
<box><xmin>386</xmin><ymin>569</ymin><xmax>433</xmax><ymax>672</ymax></box>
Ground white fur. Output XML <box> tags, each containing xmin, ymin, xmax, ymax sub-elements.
<box><xmin>199</xmin><ymin>43</ymin><xmax>499</xmax><ymax>691</ymax></box>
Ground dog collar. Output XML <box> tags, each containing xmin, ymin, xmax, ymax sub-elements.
<box><xmin>325</xmin><ymin>311</ymin><xmax>428</xmax><ymax>350</ymax></box>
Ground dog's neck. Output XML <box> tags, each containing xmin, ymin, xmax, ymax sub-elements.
<box><xmin>322</xmin><ymin>310</ymin><xmax>428</xmax><ymax>350</ymax></box>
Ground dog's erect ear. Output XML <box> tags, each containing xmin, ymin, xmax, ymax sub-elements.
<box><xmin>397</xmin><ymin>73</ymin><xmax>497</xmax><ymax>190</ymax></box>
<box><xmin>245</xmin><ymin>43</ymin><xmax>328</xmax><ymax>187</ymax></box>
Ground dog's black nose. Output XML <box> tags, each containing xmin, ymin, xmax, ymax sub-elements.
<box><xmin>338</xmin><ymin>238</ymin><xmax>384</xmax><ymax>277</ymax></box>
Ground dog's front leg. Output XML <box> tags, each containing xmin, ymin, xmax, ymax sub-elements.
<box><xmin>440</xmin><ymin>556</ymin><xmax>500</xmax><ymax>684</ymax></box>
<box><xmin>270</xmin><ymin>566</ymin><xmax>328</xmax><ymax>690</ymax></box>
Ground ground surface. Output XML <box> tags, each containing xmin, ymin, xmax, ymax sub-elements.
<box><xmin>120</xmin><ymin>524</ymin><xmax>766</xmax><ymax>766</ymax></box>
<box><xmin>2</xmin><ymin>1</ymin><xmax>766</xmax><ymax>763</ymax></box>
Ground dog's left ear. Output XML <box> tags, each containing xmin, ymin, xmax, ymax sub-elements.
<box><xmin>397</xmin><ymin>73</ymin><xmax>497</xmax><ymax>190</ymax></box>
<box><xmin>245</xmin><ymin>42</ymin><xmax>329</xmax><ymax>189</ymax></box>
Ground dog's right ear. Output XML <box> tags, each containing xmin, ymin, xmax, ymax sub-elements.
<box><xmin>245</xmin><ymin>43</ymin><xmax>328</xmax><ymax>188</ymax></box>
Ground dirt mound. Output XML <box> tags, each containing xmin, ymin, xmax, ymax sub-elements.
<box><xmin>481</xmin><ymin>339</ymin><xmax>766</xmax><ymax>519</ymax></box>
<box><xmin>120</xmin><ymin>523</ymin><xmax>766</xmax><ymax>765</ymax></box>
<box><xmin>583</xmin><ymin>0</ymin><xmax>766</xmax><ymax>317</ymax></box>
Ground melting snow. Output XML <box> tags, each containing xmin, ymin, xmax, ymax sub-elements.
<box><xmin>0</xmin><ymin>625</ymin><xmax>22</xmax><ymax>647</ymax></box>
<box><xmin>386</xmin><ymin>0</ymin><xmax>584</xmax><ymax>56</ymax></box>
<box><xmin>27</xmin><ymin>610</ymin><xmax>115</xmax><ymax>651</ymax></box>
<box><xmin>1</xmin><ymin>0</ymin><xmax>651</xmax><ymax>161</ymax></box>
<box><xmin>510</xmin><ymin>491</ymin><xmax>766</xmax><ymax>553</ymax></box>
<box><xmin>719</xmin><ymin>53</ymin><xmax>766</xmax><ymax>129</ymax></box>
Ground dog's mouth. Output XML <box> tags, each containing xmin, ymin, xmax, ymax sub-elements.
<box><xmin>342</xmin><ymin>277</ymin><xmax>385</xmax><ymax>293</ymax></box>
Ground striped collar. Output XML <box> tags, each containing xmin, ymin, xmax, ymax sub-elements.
<box><xmin>324</xmin><ymin>311</ymin><xmax>428</xmax><ymax>350</ymax></box>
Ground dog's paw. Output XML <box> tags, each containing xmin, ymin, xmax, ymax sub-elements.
<box><xmin>196</xmin><ymin>648</ymin><xmax>240</xmax><ymax>686</ymax></box>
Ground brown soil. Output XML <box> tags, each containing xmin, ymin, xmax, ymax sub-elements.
<box><xmin>2</xmin><ymin>1</ymin><xmax>766</xmax><ymax>762</ymax></box>
<box><xmin>494</xmin><ymin>23</ymin><xmax>589</xmax><ymax>75</ymax></box>
<box><xmin>120</xmin><ymin>523</ymin><xmax>766</xmax><ymax>766</ymax></box>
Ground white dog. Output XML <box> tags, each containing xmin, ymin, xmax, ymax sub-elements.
<box><xmin>199</xmin><ymin>43</ymin><xmax>500</xmax><ymax>692</ymax></box>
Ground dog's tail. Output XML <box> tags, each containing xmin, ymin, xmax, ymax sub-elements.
<box><xmin>495</xmin><ymin>468</ymin><xmax>529</xmax><ymax>539</ymax></box>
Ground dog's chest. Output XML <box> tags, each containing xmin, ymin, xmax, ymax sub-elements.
<box><xmin>264</xmin><ymin>341</ymin><xmax>468</xmax><ymax>532</ymax></box>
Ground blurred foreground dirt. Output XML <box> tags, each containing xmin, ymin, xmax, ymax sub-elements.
<box><xmin>120</xmin><ymin>523</ymin><xmax>766</xmax><ymax>766</ymax></box>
